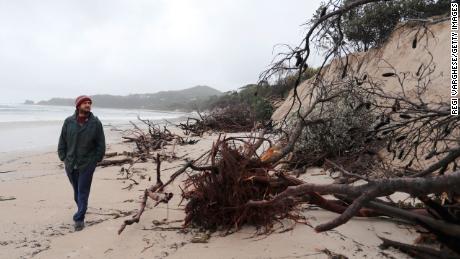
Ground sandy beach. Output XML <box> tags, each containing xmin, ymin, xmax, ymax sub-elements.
<box><xmin>0</xmin><ymin>1</ymin><xmax>454</xmax><ymax>258</ymax></box>
<box><xmin>0</xmin><ymin>123</ymin><xmax>417</xmax><ymax>259</ymax></box>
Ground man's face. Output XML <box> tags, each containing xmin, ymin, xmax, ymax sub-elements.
<box><xmin>78</xmin><ymin>100</ymin><xmax>92</xmax><ymax>113</ymax></box>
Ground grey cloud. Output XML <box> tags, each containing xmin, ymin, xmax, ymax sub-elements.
<box><xmin>0</xmin><ymin>0</ymin><xmax>323</xmax><ymax>103</ymax></box>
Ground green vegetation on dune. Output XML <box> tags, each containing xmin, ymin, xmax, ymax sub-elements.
<box><xmin>196</xmin><ymin>67</ymin><xmax>319</xmax><ymax>122</ymax></box>
<box><xmin>313</xmin><ymin>0</ymin><xmax>449</xmax><ymax>52</ymax></box>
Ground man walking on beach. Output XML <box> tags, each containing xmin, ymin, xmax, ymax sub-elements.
<box><xmin>57</xmin><ymin>95</ymin><xmax>106</xmax><ymax>231</ymax></box>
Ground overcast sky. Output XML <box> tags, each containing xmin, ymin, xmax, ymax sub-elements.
<box><xmin>0</xmin><ymin>0</ymin><xmax>323</xmax><ymax>104</ymax></box>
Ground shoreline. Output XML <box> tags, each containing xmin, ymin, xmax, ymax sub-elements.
<box><xmin>0</xmin><ymin>114</ymin><xmax>189</xmax><ymax>153</ymax></box>
<box><xmin>0</xmin><ymin>122</ymin><xmax>127</xmax><ymax>179</ymax></box>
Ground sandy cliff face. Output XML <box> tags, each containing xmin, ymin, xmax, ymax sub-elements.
<box><xmin>273</xmin><ymin>18</ymin><xmax>450</xmax><ymax>121</ymax></box>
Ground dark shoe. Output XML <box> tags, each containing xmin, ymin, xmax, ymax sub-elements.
<box><xmin>74</xmin><ymin>220</ymin><xmax>85</xmax><ymax>231</ymax></box>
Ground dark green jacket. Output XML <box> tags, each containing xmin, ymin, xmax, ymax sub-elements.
<box><xmin>58</xmin><ymin>110</ymin><xmax>106</xmax><ymax>173</ymax></box>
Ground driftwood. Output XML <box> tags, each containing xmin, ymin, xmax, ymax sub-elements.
<box><xmin>104</xmin><ymin>152</ymin><xmax>118</xmax><ymax>158</ymax></box>
<box><xmin>97</xmin><ymin>158</ymin><xmax>133</xmax><ymax>167</ymax></box>
<box><xmin>180</xmin><ymin>134</ymin><xmax>387</xmax><ymax>232</ymax></box>
<box><xmin>122</xmin><ymin>116</ymin><xmax>197</xmax><ymax>158</ymax></box>
<box><xmin>0</xmin><ymin>196</ymin><xmax>16</xmax><ymax>201</ymax></box>
<box><xmin>109</xmin><ymin>118</ymin><xmax>200</xmax><ymax>192</ymax></box>
<box><xmin>178</xmin><ymin>106</ymin><xmax>263</xmax><ymax>136</ymax></box>
<box><xmin>117</xmin><ymin>148</ymin><xmax>214</xmax><ymax>235</ymax></box>
<box><xmin>118</xmin><ymin>154</ymin><xmax>173</xmax><ymax>234</ymax></box>
<box><xmin>246</xmin><ymin>171</ymin><xmax>460</xmax><ymax>232</ymax></box>
<box><xmin>182</xmin><ymin>135</ymin><xmax>302</xmax><ymax>231</ymax></box>
<box><xmin>379</xmin><ymin>236</ymin><xmax>458</xmax><ymax>259</ymax></box>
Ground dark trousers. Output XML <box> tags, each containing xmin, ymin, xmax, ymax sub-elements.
<box><xmin>65</xmin><ymin>164</ymin><xmax>96</xmax><ymax>222</ymax></box>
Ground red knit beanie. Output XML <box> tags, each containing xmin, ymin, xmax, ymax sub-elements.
<box><xmin>75</xmin><ymin>95</ymin><xmax>92</xmax><ymax>108</ymax></box>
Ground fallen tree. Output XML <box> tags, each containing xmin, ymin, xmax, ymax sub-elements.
<box><xmin>178</xmin><ymin>104</ymin><xmax>266</xmax><ymax>136</ymax></box>
<box><xmin>117</xmin><ymin>1</ymin><xmax>458</xmax><ymax>257</ymax></box>
<box><xmin>123</xmin><ymin>115</ymin><xmax>197</xmax><ymax>156</ymax></box>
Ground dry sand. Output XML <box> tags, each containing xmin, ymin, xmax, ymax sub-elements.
<box><xmin>272</xmin><ymin>18</ymin><xmax>450</xmax><ymax>121</ymax></box>
<box><xmin>0</xmin><ymin>125</ymin><xmax>416</xmax><ymax>259</ymax></box>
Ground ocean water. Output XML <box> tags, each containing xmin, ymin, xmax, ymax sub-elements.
<box><xmin>0</xmin><ymin>104</ymin><xmax>188</xmax><ymax>153</ymax></box>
